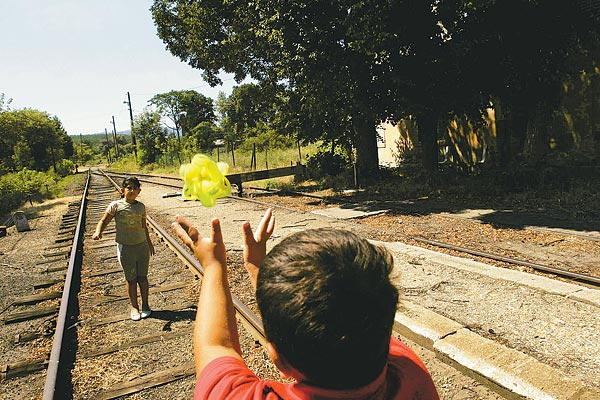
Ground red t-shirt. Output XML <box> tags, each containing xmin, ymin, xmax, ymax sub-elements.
<box><xmin>194</xmin><ymin>337</ymin><xmax>439</xmax><ymax>399</ymax></box>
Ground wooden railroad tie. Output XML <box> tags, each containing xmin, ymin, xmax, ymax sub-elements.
<box><xmin>96</xmin><ymin>362</ymin><xmax>196</xmax><ymax>400</ymax></box>
<box><xmin>0</xmin><ymin>358</ymin><xmax>48</xmax><ymax>382</ymax></box>
<box><xmin>90</xmin><ymin>282</ymin><xmax>188</xmax><ymax>306</ymax></box>
<box><xmin>3</xmin><ymin>305</ymin><xmax>60</xmax><ymax>324</ymax></box>
<box><xmin>12</xmin><ymin>291</ymin><xmax>62</xmax><ymax>306</ymax></box>
<box><xmin>33</xmin><ymin>277</ymin><xmax>65</xmax><ymax>289</ymax></box>
<box><xmin>82</xmin><ymin>326</ymin><xmax>193</xmax><ymax>358</ymax></box>
<box><xmin>87</xmin><ymin>301</ymin><xmax>196</xmax><ymax>328</ymax></box>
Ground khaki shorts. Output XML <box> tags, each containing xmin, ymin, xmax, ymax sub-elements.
<box><xmin>117</xmin><ymin>242</ymin><xmax>150</xmax><ymax>281</ymax></box>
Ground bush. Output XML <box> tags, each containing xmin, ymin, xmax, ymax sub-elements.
<box><xmin>55</xmin><ymin>159</ymin><xmax>77</xmax><ymax>177</ymax></box>
<box><xmin>0</xmin><ymin>169</ymin><xmax>56</xmax><ymax>218</ymax></box>
<box><xmin>305</xmin><ymin>150</ymin><xmax>350</xmax><ymax>180</ymax></box>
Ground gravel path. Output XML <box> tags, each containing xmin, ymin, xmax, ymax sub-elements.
<box><xmin>1</xmin><ymin>172</ymin><xmax>598</xmax><ymax>399</ymax></box>
<box><xmin>135</xmin><ymin>177</ymin><xmax>599</xmax><ymax>396</ymax></box>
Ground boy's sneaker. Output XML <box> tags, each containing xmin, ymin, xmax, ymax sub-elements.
<box><xmin>141</xmin><ymin>308</ymin><xmax>152</xmax><ymax>319</ymax></box>
<box><xmin>131</xmin><ymin>308</ymin><xmax>141</xmax><ymax>321</ymax></box>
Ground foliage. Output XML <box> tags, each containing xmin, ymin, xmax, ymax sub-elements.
<box><xmin>132</xmin><ymin>110</ymin><xmax>169</xmax><ymax>165</ymax></box>
<box><xmin>0</xmin><ymin>169</ymin><xmax>56</xmax><ymax>217</ymax></box>
<box><xmin>150</xmin><ymin>0</ymin><xmax>444</xmax><ymax>179</ymax></box>
<box><xmin>437</xmin><ymin>0</ymin><xmax>600</xmax><ymax>166</ymax></box>
<box><xmin>54</xmin><ymin>159</ymin><xmax>77</xmax><ymax>177</ymax></box>
<box><xmin>305</xmin><ymin>149</ymin><xmax>351</xmax><ymax>182</ymax></box>
<box><xmin>217</xmin><ymin>83</ymin><xmax>284</xmax><ymax>144</ymax></box>
<box><xmin>0</xmin><ymin>109</ymin><xmax>73</xmax><ymax>174</ymax></box>
<box><xmin>148</xmin><ymin>89</ymin><xmax>216</xmax><ymax>138</ymax></box>
<box><xmin>181</xmin><ymin>121</ymin><xmax>221</xmax><ymax>159</ymax></box>
<box><xmin>151</xmin><ymin>0</ymin><xmax>600</xmax><ymax>176</ymax></box>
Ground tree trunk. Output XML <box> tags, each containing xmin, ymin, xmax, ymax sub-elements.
<box><xmin>495</xmin><ymin>103</ymin><xmax>511</xmax><ymax>167</ymax></box>
<box><xmin>417</xmin><ymin>110</ymin><xmax>439</xmax><ymax>171</ymax></box>
<box><xmin>353</xmin><ymin>118</ymin><xmax>379</xmax><ymax>186</ymax></box>
<box><xmin>591</xmin><ymin>74</ymin><xmax>600</xmax><ymax>162</ymax></box>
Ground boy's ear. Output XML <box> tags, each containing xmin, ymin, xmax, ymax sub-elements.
<box><xmin>267</xmin><ymin>342</ymin><xmax>304</xmax><ymax>381</ymax></box>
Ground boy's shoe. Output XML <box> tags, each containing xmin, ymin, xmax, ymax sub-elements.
<box><xmin>141</xmin><ymin>308</ymin><xmax>152</xmax><ymax>319</ymax></box>
<box><xmin>131</xmin><ymin>308</ymin><xmax>141</xmax><ymax>321</ymax></box>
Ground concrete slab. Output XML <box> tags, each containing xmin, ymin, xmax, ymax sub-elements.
<box><xmin>394</xmin><ymin>302</ymin><xmax>462</xmax><ymax>348</ymax></box>
<box><xmin>387</xmin><ymin>240</ymin><xmax>600</xmax><ymax>399</ymax></box>
<box><xmin>395</xmin><ymin>302</ymin><xmax>600</xmax><ymax>400</ymax></box>
<box><xmin>436</xmin><ymin>329</ymin><xmax>583</xmax><ymax>400</ymax></box>
<box><xmin>378</xmin><ymin>240</ymin><xmax>600</xmax><ymax>308</ymax></box>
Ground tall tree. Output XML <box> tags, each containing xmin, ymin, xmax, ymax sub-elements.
<box><xmin>438</xmin><ymin>0</ymin><xmax>600</xmax><ymax>166</ymax></box>
<box><xmin>132</xmin><ymin>110</ymin><xmax>168</xmax><ymax>164</ymax></box>
<box><xmin>0</xmin><ymin>109</ymin><xmax>70</xmax><ymax>173</ymax></box>
<box><xmin>151</xmin><ymin>0</ymin><xmax>442</xmax><ymax>181</ymax></box>
<box><xmin>148</xmin><ymin>89</ymin><xmax>215</xmax><ymax>139</ymax></box>
<box><xmin>218</xmin><ymin>83</ymin><xmax>279</xmax><ymax>141</ymax></box>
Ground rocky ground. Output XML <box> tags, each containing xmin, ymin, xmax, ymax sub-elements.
<box><xmin>1</xmin><ymin>171</ymin><xmax>598</xmax><ymax>399</ymax></box>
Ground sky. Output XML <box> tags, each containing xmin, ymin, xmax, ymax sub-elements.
<box><xmin>0</xmin><ymin>1</ymin><xmax>239</xmax><ymax>135</ymax></box>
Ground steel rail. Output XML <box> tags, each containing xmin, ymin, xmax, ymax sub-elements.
<box><xmin>146</xmin><ymin>215</ymin><xmax>267</xmax><ymax>346</ymax></box>
<box><xmin>99</xmin><ymin>170</ymin><xmax>267</xmax><ymax>346</ymax></box>
<box><xmin>411</xmin><ymin>236</ymin><xmax>600</xmax><ymax>287</ymax></box>
<box><xmin>102</xmin><ymin>171</ymin><xmax>600</xmax><ymax>287</ymax></box>
<box><xmin>43</xmin><ymin>169</ymin><xmax>90</xmax><ymax>399</ymax></box>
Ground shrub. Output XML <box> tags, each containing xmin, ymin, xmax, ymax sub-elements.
<box><xmin>0</xmin><ymin>169</ymin><xmax>56</xmax><ymax>218</ymax></box>
<box><xmin>305</xmin><ymin>150</ymin><xmax>351</xmax><ymax>181</ymax></box>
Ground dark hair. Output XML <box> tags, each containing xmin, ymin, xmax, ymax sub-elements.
<box><xmin>121</xmin><ymin>176</ymin><xmax>140</xmax><ymax>189</ymax></box>
<box><xmin>256</xmin><ymin>228</ymin><xmax>399</xmax><ymax>389</ymax></box>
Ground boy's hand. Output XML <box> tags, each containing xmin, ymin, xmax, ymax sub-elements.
<box><xmin>148</xmin><ymin>241</ymin><xmax>155</xmax><ymax>256</ymax></box>
<box><xmin>242</xmin><ymin>208</ymin><xmax>275</xmax><ymax>290</ymax></box>
<box><xmin>172</xmin><ymin>216</ymin><xmax>226</xmax><ymax>269</ymax></box>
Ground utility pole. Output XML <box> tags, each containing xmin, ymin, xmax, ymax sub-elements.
<box><xmin>104</xmin><ymin>128</ymin><xmax>112</xmax><ymax>163</ymax></box>
<box><xmin>111</xmin><ymin>116</ymin><xmax>119</xmax><ymax>159</ymax></box>
<box><xmin>125</xmin><ymin>91</ymin><xmax>138</xmax><ymax>161</ymax></box>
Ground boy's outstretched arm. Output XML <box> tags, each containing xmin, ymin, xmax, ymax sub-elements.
<box><xmin>172</xmin><ymin>216</ymin><xmax>242</xmax><ymax>375</ymax></box>
<box><xmin>92</xmin><ymin>212</ymin><xmax>113</xmax><ymax>240</ymax></box>
<box><xmin>242</xmin><ymin>208</ymin><xmax>275</xmax><ymax>290</ymax></box>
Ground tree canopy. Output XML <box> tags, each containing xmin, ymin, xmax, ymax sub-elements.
<box><xmin>152</xmin><ymin>0</ymin><xmax>600</xmax><ymax>176</ymax></box>
<box><xmin>148</xmin><ymin>89</ymin><xmax>216</xmax><ymax>139</ymax></box>
<box><xmin>151</xmin><ymin>0</ymin><xmax>442</xmax><ymax>179</ymax></box>
<box><xmin>0</xmin><ymin>108</ymin><xmax>73</xmax><ymax>174</ymax></box>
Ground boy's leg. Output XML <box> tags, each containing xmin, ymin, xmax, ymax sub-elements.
<box><xmin>136</xmin><ymin>242</ymin><xmax>151</xmax><ymax>316</ymax></box>
<box><xmin>126</xmin><ymin>278</ymin><xmax>140</xmax><ymax>311</ymax></box>
<box><xmin>118</xmin><ymin>244</ymin><xmax>141</xmax><ymax>319</ymax></box>
<box><xmin>138</xmin><ymin>276</ymin><xmax>150</xmax><ymax>310</ymax></box>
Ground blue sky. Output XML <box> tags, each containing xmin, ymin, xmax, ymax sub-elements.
<box><xmin>0</xmin><ymin>1</ymin><xmax>238</xmax><ymax>135</ymax></box>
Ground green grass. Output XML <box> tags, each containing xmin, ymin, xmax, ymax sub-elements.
<box><xmin>107</xmin><ymin>143</ymin><xmax>319</xmax><ymax>180</ymax></box>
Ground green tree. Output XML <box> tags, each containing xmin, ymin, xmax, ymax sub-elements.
<box><xmin>148</xmin><ymin>89</ymin><xmax>215</xmax><ymax>140</ymax></box>
<box><xmin>151</xmin><ymin>0</ymin><xmax>442</xmax><ymax>181</ymax></box>
<box><xmin>0</xmin><ymin>109</ymin><xmax>71</xmax><ymax>173</ymax></box>
<box><xmin>132</xmin><ymin>110</ymin><xmax>168</xmax><ymax>165</ymax></box>
<box><xmin>182</xmin><ymin>121</ymin><xmax>221</xmax><ymax>158</ymax></box>
<box><xmin>217</xmin><ymin>83</ymin><xmax>280</xmax><ymax>141</ymax></box>
<box><xmin>438</xmin><ymin>0</ymin><xmax>600</xmax><ymax>167</ymax></box>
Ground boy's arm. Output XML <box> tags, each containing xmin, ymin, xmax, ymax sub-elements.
<box><xmin>92</xmin><ymin>212</ymin><xmax>113</xmax><ymax>240</ymax></box>
<box><xmin>242</xmin><ymin>208</ymin><xmax>275</xmax><ymax>290</ymax></box>
<box><xmin>172</xmin><ymin>216</ymin><xmax>242</xmax><ymax>375</ymax></box>
<box><xmin>142</xmin><ymin>215</ymin><xmax>155</xmax><ymax>255</ymax></box>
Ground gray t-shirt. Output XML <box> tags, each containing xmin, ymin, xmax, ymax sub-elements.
<box><xmin>106</xmin><ymin>199</ymin><xmax>147</xmax><ymax>245</ymax></box>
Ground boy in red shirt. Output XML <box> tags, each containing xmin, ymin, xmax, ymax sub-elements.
<box><xmin>173</xmin><ymin>208</ymin><xmax>439</xmax><ymax>399</ymax></box>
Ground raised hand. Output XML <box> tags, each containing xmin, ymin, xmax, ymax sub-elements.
<box><xmin>172</xmin><ymin>216</ymin><xmax>226</xmax><ymax>270</ymax></box>
<box><xmin>242</xmin><ymin>208</ymin><xmax>275</xmax><ymax>290</ymax></box>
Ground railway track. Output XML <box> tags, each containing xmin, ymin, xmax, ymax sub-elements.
<box><xmin>2</xmin><ymin>169</ymin><xmax>598</xmax><ymax>399</ymax></box>
<box><xmin>105</xmin><ymin>170</ymin><xmax>600</xmax><ymax>288</ymax></box>
<box><xmin>59</xmin><ymin>171</ymin><xmax>268</xmax><ymax>399</ymax></box>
